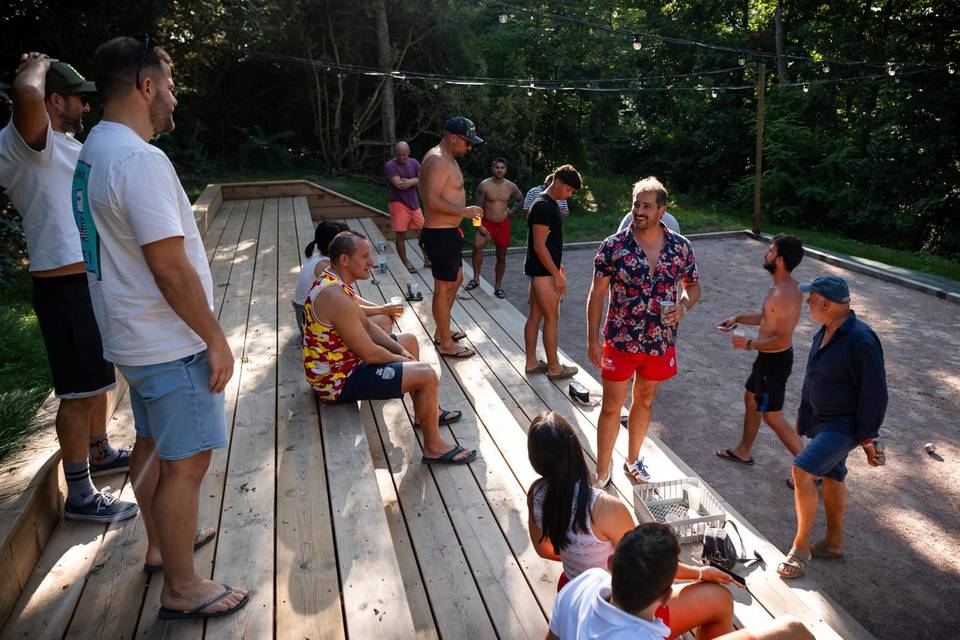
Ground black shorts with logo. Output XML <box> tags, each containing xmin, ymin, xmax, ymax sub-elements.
<box><xmin>31</xmin><ymin>273</ymin><xmax>116</xmax><ymax>399</ymax></box>
<box><xmin>337</xmin><ymin>362</ymin><xmax>404</xmax><ymax>403</ymax></box>
<box><xmin>419</xmin><ymin>227</ymin><xmax>463</xmax><ymax>282</ymax></box>
<box><xmin>744</xmin><ymin>348</ymin><xmax>793</xmax><ymax>412</ymax></box>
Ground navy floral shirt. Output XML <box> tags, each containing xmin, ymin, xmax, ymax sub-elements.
<box><xmin>594</xmin><ymin>224</ymin><xmax>700</xmax><ymax>355</ymax></box>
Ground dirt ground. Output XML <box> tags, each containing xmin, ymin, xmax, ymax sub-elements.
<box><xmin>486</xmin><ymin>234</ymin><xmax>960</xmax><ymax>640</ymax></box>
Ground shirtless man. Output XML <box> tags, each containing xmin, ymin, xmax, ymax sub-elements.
<box><xmin>418</xmin><ymin>116</ymin><xmax>483</xmax><ymax>358</ymax></box>
<box><xmin>466</xmin><ymin>157</ymin><xmax>523</xmax><ymax>298</ymax></box>
<box><xmin>716</xmin><ymin>235</ymin><xmax>805</xmax><ymax>465</ymax></box>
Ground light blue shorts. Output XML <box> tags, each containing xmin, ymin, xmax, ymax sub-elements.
<box><xmin>118</xmin><ymin>351</ymin><xmax>228</xmax><ymax>461</ymax></box>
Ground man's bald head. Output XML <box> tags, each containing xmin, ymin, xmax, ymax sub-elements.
<box><xmin>395</xmin><ymin>141</ymin><xmax>410</xmax><ymax>163</ymax></box>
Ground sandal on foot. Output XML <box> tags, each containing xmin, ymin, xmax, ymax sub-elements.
<box><xmin>525</xmin><ymin>360</ymin><xmax>548</xmax><ymax>374</ymax></box>
<box><xmin>546</xmin><ymin>364</ymin><xmax>578</xmax><ymax>380</ymax></box>
<box><xmin>415</xmin><ymin>408</ymin><xmax>463</xmax><ymax>428</ymax></box>
<box><xmin>716</xmin><ymin>448</ymin><xmax>755</xmax><ymax>466</ymax></box>
<box><xmin>406</xmin><ymin>264</ymin><xmax>418</xmax><ymax>273</ymax></box>
<box><xmin>439</xmin><ymin>347</ymin><xmax>475</xmax><ymax>359</ymax></box>
<box><xmin>777</xmin><ymin>548</ymin><xmax>811</xmax><ymax>579</ymax></box>
<box><xmin>494</xmin><ymin>288</ymin><xmax>507</xmax><ymax>298</ymax></box>
<box><xmin>433</xmin><ymin>331</ymin><xmax>466</xmax><ymax>344</ymax></box>
<box><xmin>422</xmin><ymin>444</ymin><xmax>477</xmax><ymax>466</ymax></box>
<box><xmin>158</xmin><ymin>584</ymin><xmax>249</xmax><ymax>620</ymax></box>
<box><xmin>144</xmin><ymin>527</ymin><xmax>217</xmax><ymax>574</ymax></box>
<box><xmin>464</xmin><ymin>280</ymin><xmax>480</xmax><ymax>291</ymax></box>
<box><xmin>811</xmin><ymin>540</ymin><xmax>844</xmax><ymax>559</ymax></box>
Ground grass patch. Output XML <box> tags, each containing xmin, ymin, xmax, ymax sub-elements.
<box><xmin>0</xmin><ymin>270</ymin><xmax>52</xmax><ymax>462</ymax></box>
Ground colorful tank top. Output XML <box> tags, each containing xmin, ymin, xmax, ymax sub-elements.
<box><xmin>302</xmin><ymin>269</ymin><xmax>362</xmax><ymax>401</ymax></box>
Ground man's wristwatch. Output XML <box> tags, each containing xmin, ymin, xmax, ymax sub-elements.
<box><xmin>745</xmin><ymin>339</ymin><xmax>752</xmax><ymax>351</ymax></box>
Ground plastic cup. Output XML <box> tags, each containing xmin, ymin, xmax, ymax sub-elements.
<box><xmin>472</xmin><ymin>215</ymin><xmax>482</xmax><ymax>227</ymax></box>
<box><xmin>660</xmin><ymin>300</ymin><xmax>675</xmax><ymax>321</ymax></box>
<box><xmin>389</xmin><ymin>295</ymin><xmax>404</xmax><ymax>316</ymax></box>
<box><xmin>733</xmin><ymin>328</ymin><xmax>746</xmax><ymax>338</ymax></box>
<box><xmin>687</xmin><ymin>487</ymin><xmax>702</xmax><ymax>515</ymax></box>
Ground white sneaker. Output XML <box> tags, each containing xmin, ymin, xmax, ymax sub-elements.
<box><xmin>623</xmin><ymin>458</ymin><xmax>651</xmax><ymax>483</ymax></box>
<box><xmin>593</xmin><ymin>467</ymin><xmax>613</xmax><ymax>489</ymax></box>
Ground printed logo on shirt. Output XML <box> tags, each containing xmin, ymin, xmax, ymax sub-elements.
<box><xmin>72</xmin><ymin>161</ymin><xmax>101</xmax><ymax>280</ymax></box>
<box><xmin>377</xmin><ymin>366</ymin><xmax>397</xmax><ymax>380</ymax></box>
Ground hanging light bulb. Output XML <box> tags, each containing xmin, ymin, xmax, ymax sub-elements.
<box><xmin>822</xmin><ymin>62</ymin><xmax>830</xmax><ymax>73</ymax></box>
<box><xmin>527</xmin><ymin>89</ymin><xmax>533</xmax><ymax>96</ymax></box>
<box><xmin>632</xmin><ymin>34</ymin><xmax>642</xmax><ymax>51</ymax></box>
<box><xmin>948</xmin><ymin>62</ymin><xmax>956</xmax><ymax>75</ymax></box>
<box><xmin>738</xmin><ymin>56</ymin><xmax>746</xmax><ymax>66</ymax></box>
<box><xmin>802</xmin><ymin>83</ymin><xmax>809</xmax><ymax>93</ymax></box>
<box><xmin>711</xmin><ymin>89</ymin><xmax>718</xmax><ymax>98</ymax></box>
<box><xmin>433</xmin><ymin>82</ymin><xmax>439</xmax><ymax>90</ymax></box>
<box><xmin>887</xmin><ymin>64</ymin><xmax>896</xmax><ymax>76</ymax></box>
<box><xmin>498</xmin><ymin>6</ymin><xmax>508</xmax><ymax>23</ymax></box>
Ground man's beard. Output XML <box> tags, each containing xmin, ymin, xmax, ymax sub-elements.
<box><xmin>763</xmin><ymin>260</ymin><xmax>776</xmax><ymax>273</ymax></box>
<box><xmin>149</xmin><ymin>100</ymin><xmax>175</xmax><ymax>136</ymax></box>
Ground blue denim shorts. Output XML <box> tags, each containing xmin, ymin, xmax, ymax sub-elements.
<box><xmin>118</xmin><ymin>351</ymin><xmax>228</xmax><ymax>460</ymax></box>
<box><xmin>793</xmin><ymin>428</ymin><xmax>858</xmax><ymax>482</ymax></box>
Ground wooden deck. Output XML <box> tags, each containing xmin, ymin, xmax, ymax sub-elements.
<box><xmin>0</xmin><ymin>194</ymin><xmax>870</xmax><ymax>639</ymax></box>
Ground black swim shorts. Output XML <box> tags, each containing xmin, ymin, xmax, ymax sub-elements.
<box><xmin>419</xmin><ymin>227</ymin><xmax>463</xmax><ymax>282</ymax></box>
<box><xmin>337</xmin><ymin>362</ymin><xmax>405</xmax><ymax>403</ymax></box>
<box><xmin>744</xmin><ymin>348</ymin><xmax>793</xmax><ymax>412</ymax></box>
<box><xmin>31</xmin><ymin>273</ymin><xmax>117</xmax><ymax>399</ymax></box>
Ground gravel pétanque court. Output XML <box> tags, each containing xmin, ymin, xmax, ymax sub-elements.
<box><xmin>492</xmin><ymin>233</ymin><xmax>960</xmax><ymax>640</ymax></box>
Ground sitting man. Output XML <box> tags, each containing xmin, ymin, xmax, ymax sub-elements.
<box><xmin>549</xmin><ymin>522</ymin><xmax>814</xmax><ymax>640</ymax></box>
<box><xmin>303</xmin><ymin>230</ymin><xmax>476</xmax><ymax>465</ymax></box>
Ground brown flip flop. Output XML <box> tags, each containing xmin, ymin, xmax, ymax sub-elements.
<box><xmin>811</xmin><ymin>540</ymin><xmax>844</xmax><ymax>559</ymax></box>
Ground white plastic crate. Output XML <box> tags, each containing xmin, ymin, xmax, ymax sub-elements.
<box><xmin>633</xmin><ymin>478</ymin><xmax>725</xmax><ymax>544</ymax></box>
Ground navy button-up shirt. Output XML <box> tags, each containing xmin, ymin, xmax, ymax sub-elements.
<box><xmin>797</xmin><ymin>311</ymin><xmax>888</xmax><ymax>442</ymax></box>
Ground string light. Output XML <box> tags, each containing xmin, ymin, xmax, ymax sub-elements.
<box><xmin>710</xmin><ymin>89</ymin><xmax>718</xmax><ymax>98</ymax></box>
<box><xmin>802</xmin><ymin>83</ymin><xmax>809</xmax><ymax>93</ymax></box>
<box><xmin>633</xmin><ymin>34</ymin><xmax>642</xmax><ymax>51</ymax></box>
<box><xmin>887</xmin><ymin>64</ymin><xmax>896</xmax><ymax>76</ymax></box>
<box><xmin>738</xmin><ymin>56</ymin><xmax>746</xmax><ymax>66</ymax></box>
<box><xmin>822</xmin><ymin>63</ymin><xmax>830</xmax><ymax>73</ymax></box>
<box><xmin>948</xmin><ymin>63</ymin><xmax>956</xmax><ymax>75</ymax></box>
<box><xmin>498</xmin><ymin>6</ymin><xmax>508</xmax><ymax>23</ymax></box>
<box><xmin>433</xmin><ymin>82</ymin><xmax>439</xmax><ymax>89</ymax></box>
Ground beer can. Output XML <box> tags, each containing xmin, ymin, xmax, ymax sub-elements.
<box><xmin>378</xmin><ymin>256</ymin><xmax>388</xmax><ymax>273</ymax></box>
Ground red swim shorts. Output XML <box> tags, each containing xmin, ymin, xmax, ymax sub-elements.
<box><xmin>601</xmin><ymin>342</ymin><xmax>678</xmax><ymax>382</ymax></box>
<box><xmin>388</xmin><ymin>201</ymin><xmax>424</xmax><ymax>232</ymax></box>
<box><xmin>480</xmin><ymin>217</ymin><xmax>511</xmax><ymax>248</ymax></box>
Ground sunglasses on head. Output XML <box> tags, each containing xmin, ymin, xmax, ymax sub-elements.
<box><xmin>134</xmin><ymin>32</ymin><xmax>152</xmax><ymax>90</ymax></box>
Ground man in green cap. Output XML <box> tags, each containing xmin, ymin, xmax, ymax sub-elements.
<box><xmin>0</xmin><ymin>52</ymin><xmax>138</xmax><ymax>523</ymax></box>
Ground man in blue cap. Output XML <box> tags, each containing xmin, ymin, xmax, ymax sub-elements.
<box><xmin>777</xmin><ymin>275</ymin><xmax>887</xmax><ymax>580</ymax></box>
<box><xmin>418</xmin><ymin>116</ymin><xmax>484</xmax><ymax>358</ymax></box>
<box><xmin>0</xmin><ymin>52</ymin><xmax>137</xmax><ymax>523</ymax></box>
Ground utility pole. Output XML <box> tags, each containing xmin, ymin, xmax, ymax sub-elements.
<box><xmin>753</xmin><ymin>63</ymin><xmax>766</xmax><ymax>235</ymax></box>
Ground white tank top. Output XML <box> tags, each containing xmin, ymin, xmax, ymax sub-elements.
<box><xmin>532</xmin><ymin>483</ymin><xmax>615</xmax><ymax>579</ymax></box>
<box><xmin>293</xmin><ymin>253</ymin><xmax>324</xmax><ymax>305</ymax></box>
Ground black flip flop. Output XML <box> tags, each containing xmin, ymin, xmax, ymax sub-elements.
<box><xmin>158</xmin><ymin>585</ymin><xmax>249</xmax><ymax>620</ymax></box>
<box><xmin>716</xmin><ymin>448</ymin><xmax>755</xmax><ymax>466</ymax></box>
<box><xmin>422</xmin><ymin>444</ymin><xmax>477</xmax><ymax>466</ymax></box>
<box><xmin>463</xmin><ymin>280</ymin><xmax>480</xmax><ymax>291</ymax></box>
<box><xmin>494</xmin><ymin>289</ymin><xmax>507</xmax><ymax>298</ymax></box>
<box><xmin>439</xmin><ymin>347</ymin><xmax>475</xmax><ymax>359</ymax></box>
<box><xmin>414</xmin><ymin>408</ymin><xmax>462</xmax><ymax>428</ymax></box>
<box><xmin>144</xmin><ymin>527</ymin><xmax>217</xmax><ymax>574</ymax></box>
<box><xmin>433</xmin><ymin>331</ymin><xmax>466</xmax><ymax>344</ymax></box>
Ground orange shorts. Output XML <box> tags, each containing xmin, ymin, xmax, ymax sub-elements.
<box><xmin>388</xmin><ymin>201</ymin><xmax>424</xmax><ymax>232</ymax></box>
<box><xmin>480</xmin><ymin>217</ymin><xmax>511</xmax><ymax>248</ymax></box>
<box><xmin>601</xmin><ymin>343</ymin><xmax>678</xmax><ymax>382</ymax></box>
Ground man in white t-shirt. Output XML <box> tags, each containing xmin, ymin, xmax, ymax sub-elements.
<box><xmin>548</xmin><ymin>523</ymin><xmax>813</xmax><ymax>640</ymax></box>
<box><xmin>74</xmin><ymin>36</ymin><xmax>247</xmax><ymax>620</ymax></box>
<box><xmin>0</xmin><ymin>53</ymin><xmax>137</xmax><ymax>523</ymax></box>
<box><xmin>523</xmin><ymin>173</ymin><xmax>570</xmax><ymax>218</ymax></box>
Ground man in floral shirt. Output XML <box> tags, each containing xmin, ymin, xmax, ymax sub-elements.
<box><xmin>587</xmin><ymin>177</ymin><xmax>700</xmax><ymax>485</ymax></box>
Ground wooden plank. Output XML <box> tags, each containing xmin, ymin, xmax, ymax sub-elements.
<box><xmin>192</xmin><ymin>183</ymin><xmax>223</xmax><ymax>236</ymax></box>
<box><xmin>136</xmin><ymin>199</ymin><xmax>263</xmax><ymax>639</ymax></box>
<box><xmin>308</xmin><ymin>203</ymin><xmax>381</xmax><ymax>220</ymax></box>
<box><xmin>1</xmin><ymin>393</ymin><xmax>136</xmax><ymax>639</ymax></box>
<box><xmin>275</xmin><ymin>196</ymin><xmax>345</xmax><ymax>640</ymax></box>
<box><xmin>320</xmin><ymin>402</ymin><xmax>417</xmax><ymax>639</ymax></box>
<box><xmin>206</xmin><ymin>198</ymin><xmax>280</xmax><ymax>640</ymax></box>
<box><xmin>221</xmin><ymin>181</ymin><xmax>318</xmax><ymax>200</ymax></box>
<box><xmin>350</xmin><ymin>221</ymin><xmax>550</xmax><ymax>638</ymax></box>
<box><xmin>358</xmin><ymin>403</ymin><xmax>444</xmax><ymax>640</ymax></box>
<box><xmin>202</xmin><ymin>198</ymin><xmax>234</xmax><ymax>264</ymax></box>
